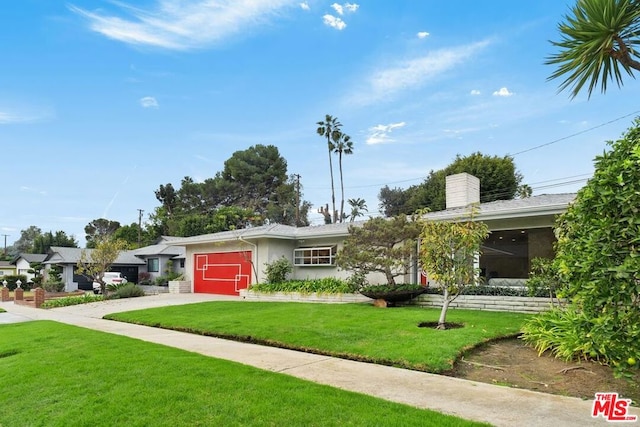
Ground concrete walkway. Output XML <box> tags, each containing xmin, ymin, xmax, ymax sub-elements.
<box><xmin>0</xmin><ymin>294</ymin><xmax>637</xmax><ymax>426</ymax></box>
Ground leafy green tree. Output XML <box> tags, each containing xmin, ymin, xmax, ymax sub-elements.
<box><xmin>548</xmin><ymin>0</ymin><xmax>640</xmax><ymax>98</ymax></box>
<box><xmin>317</xmin><ymin>115</ymin><xmax>342</xmax><ymax>223</ymax></box>
<box><xmin>334</xmin><ymin>133</ymin><xmax>354</xmax><ymax>223</ymax></box>
<box><xmin>522</xmin><ymin>119</ymin><xmax>640</xmax><ymax>377</ymax></box>
<box><xmin>337</xmin><ymin>215</ymin><xmax>421</xmax><ymax>286</ymax></box>
<box><xmin>419</xmin><ymin>209</ymin><xmax>489</xmax><ymax>329</ymax></box>
<box><xmin>379</xmin><ymin>152</ymin><xmax>522</xmax><ymax>216</ymax></box>
<box><xmin>84</xmin><ymin>218</ymin><xmax>121</xmax><ymax>248</ymax></box>
<box><xmin>347</xmin><ymin>198</ymin><xmax>368</xmax><ymax>222</ymax></box>
<box><xmin>13</xmin><ymin>226</ymin><xmax>42</xmax><ymax>253</ymax></box>
<box><xmin>112</xmin><ymin>223</ymin><xmax>155</xmax><ymax>248</ymax></box>
<box><xmin>378</xmin><ymin>185</ymin><xmax>411</xmax><ymax>217</ymax></box>
<box><xmin>76</xmin><ymin>237</ymin><xmax>128</xmax><ymax>295</ymax></box>
<box><xmin>33</xmin><ymin>231</ymin><xmax>78</xmax><ymax>254</ymax></box>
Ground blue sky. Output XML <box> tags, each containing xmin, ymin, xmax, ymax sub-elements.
<box><xmin>2</xmin><ymin>0</ymin><xmax>640</xmax><ymax>247</ymax></box>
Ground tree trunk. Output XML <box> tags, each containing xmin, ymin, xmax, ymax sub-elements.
<box><xmin>437</xmin><ymin>288</ymin><xmax>451</xmax><ymax>330</ymax></box>
<box><xmin>327</xmin><ymin>138</ymin><xmax>337</xmax><ymax>224</ymax></box>
<box><xmin>384</xmin><ymin>267</ymin><xmax>396</xmax><ymax>286</ymax></box>
<box><xmin>339</xmin><ymin>152</ymin><xmax>345</xmax><ymax>223</ymax></box>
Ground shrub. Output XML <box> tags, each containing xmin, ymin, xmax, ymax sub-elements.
<box><xmin>41</xmin><ymin>294</ymin><xmax>103</xmax><ymax>308</ymax></box>
<box><xmin>360</xmin><ymin>283</ymin><xmax>425</xmax><ymax>294</ymax></box>
<box><xmin>264</xmin><ymin>257</ymin><xmax>292</xmax><ymax>284</ymax></box>
<box><xmin>1</xmin><ymin>275</ymin><xmax>31</xmax><ymax>291</ymax></box>
<box><xmin>110</xmin><ymin>283</ymin><xmax>146</xmax><ymax>299</ymax></box>
<box><xmin>42</xmin><ymin>280</ymin><xmax>65</xmax><ymax>292</ymax></box>
<box><xmin>251</xmin><ymin>278</ymin><xmax>353</xmax><ymax>294</ymax></box>
<box><xmin>346</xmin><ymin>271</ymin><xmax>368</xmax><ymax>292</ymax></box>
<box><xmin>138</xmin><ymin>272</ymin><xmax>152</xmax><ymax>285</ymax></box>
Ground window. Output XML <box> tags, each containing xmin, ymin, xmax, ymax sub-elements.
<box><xmin>179</xmin><ymin>259</ymin><xmax>185</xmax><ymax>269</ymax></box>
<box><xmin>147</xmin><ymin>258</ymin><xmax>160</xmax><ymax>273</ymax></box>
<box><xmin>293</xmin><ymin>246</ymin><xmax>336</xmax><ymax>266</ymax></box>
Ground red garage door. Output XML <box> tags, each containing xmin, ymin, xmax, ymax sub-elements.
<box><xmin>194</xmin><ymin>251</ymin><xmax>253</xmax><ymax>295</ymax></box>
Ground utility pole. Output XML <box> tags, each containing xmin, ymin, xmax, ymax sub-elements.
<box><xmin>137</xmin><ymin>209</ymin><xmax>144</xmax><ymax>247</ymax></box>
<box><xmin>293</xmin><ymin>174</ymin><xmax>301</xmax><ymax>227</ymax></box>
<box><xmin>1</xmin><ymin>234</ymin><xmax>8</xmax><ymax>255</ymax></box>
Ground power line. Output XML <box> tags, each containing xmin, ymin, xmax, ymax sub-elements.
<box><xmin>509</xmin><ymin>110</ymin><xmax>640</xmax><ymax>157</ymax></box>
<box><xmin>307</xmin><ymin>111</ymin><xmax>638</xmax><ymax>194</ymax></box>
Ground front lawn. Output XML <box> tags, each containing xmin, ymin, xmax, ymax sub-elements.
<box><xmin>106</xmin><ymin>302</ymin><xmax>529</xmax><ymax>373</ymax></box>
<box><xmin>0</xmin><ymin>321</ymin><xmax>484</xmax><ymax>427</ymax></box>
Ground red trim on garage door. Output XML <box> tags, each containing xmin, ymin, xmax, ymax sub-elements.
<box><xmin>193</xmin><ymin>251</ymin><xmax>252</xmax><ymax>295</ymax></box>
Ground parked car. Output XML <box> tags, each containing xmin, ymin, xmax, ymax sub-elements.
<box><xmin>93</xmin><ymin>272</ymin><xmax>127</xmax><ymax>294</ymax></box>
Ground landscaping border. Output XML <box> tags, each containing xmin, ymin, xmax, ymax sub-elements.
<box><xmin>240</xmin><ymin>290</ymin><xmax>561</xmax><ymax>312</ymax></box>
<box><xmin>401</xmin><ymin>294</ymin><xmax>562</xmax><ymax>313</ymax></box>
<box><xmin>240</xmin><ymin>289</ymin><xmax>370</xmax><ymax>304</ymax></box>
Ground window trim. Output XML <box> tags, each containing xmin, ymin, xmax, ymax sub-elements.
<box><xmin>293</xmin><ymin>246</ymin><xmax>337</xmax><ymax>267</ymax></box>
<box><xmin>147</xmin><ymin>257</ymin><xmax>160</xmax><ymax>273</ymax></box>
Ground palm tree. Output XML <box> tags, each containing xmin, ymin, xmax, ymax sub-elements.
<box><xmin>334</xmin><ymin>133</ymin><xmax>354</xmax><ymax>222</ymax></box>
<box><xmin>316</xmin><ymin>115</ymin><xmax>342</xmax><ymax>223</ymax></box>
<box><xmin>547</xmin><ymin>0</ymin><xmax>640</xmax><ymax>98</ymax></box>
<box><xmin>347</xmin><ymin>198</ymin><xmax>368</xmax><ymax>222</ymax></box>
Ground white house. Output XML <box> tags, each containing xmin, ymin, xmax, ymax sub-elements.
<box><xmin>169</xmin><ymin>173</ymin><xmax>575</xmax><ymax>295</ymax></box>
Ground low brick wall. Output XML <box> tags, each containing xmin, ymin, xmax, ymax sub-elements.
<box><xmin>402</xmin><ymin>294</ymin><xmax>562</xmax><ymax>313</ymax></box>
<box><xmin>240</xmin><ymin>290</ymin><xmax>370</xmax><ymax>304</ymax></box>
<box><xmin>139</xmin><ymin>285</ymin><xmax>170</xmax><ymax>295</ymax></box>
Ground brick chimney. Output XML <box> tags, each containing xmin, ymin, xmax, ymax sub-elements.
<box><xmin>445</xmin><ymin>173</ymin><xmax>480</xmax><ymax>209</ymax></box>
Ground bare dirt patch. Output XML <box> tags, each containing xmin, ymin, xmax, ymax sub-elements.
<box><xmin>448</xmin><ymin>336</ymin><xmax>639</xmax><ymax>405</ymax></box>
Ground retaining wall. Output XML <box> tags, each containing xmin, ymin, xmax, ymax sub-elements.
<box><xmin>241</xmin><ymin>290</ymin><xmax>561</xmax><ymax>313</ymax></box>
<box><xmin>402</xmin><ymin>294</ymin><xmax>562</xmax><ymax>313</ymax></box>
<box><xmin>240</xmin><ymin>290</ymin><xmax>370</xmax><ymax>304</ymax></box>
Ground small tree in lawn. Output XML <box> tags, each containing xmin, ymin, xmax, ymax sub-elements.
<box><xmin>76</xmin><ymin>237</ymin><xmax>128</xmax><ymax>295</ymax></box>
<box><xmin>419</xmin><ymin>210</ymin><xmax>488</xmax><ymax>329</ymax></box>
<box><xmin>337</xmin><ymin>215</ymin><xmax>420</xmax><ymax>287</ymax></box>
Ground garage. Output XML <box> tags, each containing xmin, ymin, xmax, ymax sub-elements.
<box><xmin>193</xmin><ymin>251</ymin><xmax>253</xmax><ymax>295</ymax></box>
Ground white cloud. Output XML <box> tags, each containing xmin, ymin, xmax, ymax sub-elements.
<box><xmin>366</xmin><ymin>121</ymin><xmax>406</xmax><ymax>145</ymax></box>
<box><xmin>323</xmin><ymin>14</ymin><xmax>346</xmax><ymax>30</ymax></box>
<box><xmin>470</xmin><ymin>89</ymin><xmax>481</xmax><ymax>96</ymax></box>
<box><xmin>417</xmin><ymin>31</ymin><xmax>429</xmax><ymax>39</ymax></box>
<box><xmin>492</xmin><ymin>87</ymin><xmax>514</xmax><ymax>97</ymax></box>
<box><xmin>331</xmin><ymin>3</ymin><xmax>344</xmax><ymax>15</ymax></box>
<box><xmin>299</xmin><ymin>2</ymin><xmax>310</xmax><ymax>11</ymax></box>
<box><xmin>349</xmin><ymin>39</ymin><xmax>491</xmax><ymax>105</ymax></box>
<box><xmin>140</xmin><ymin>96</ymin><xmax>159</xmax><ymax>108</ymax></box>
<box><xmin>344</xmin><ymin>2</ymin><xmax>359</xmax><ymax>13</ymax></box>
<box><xmin>69</xmin><ymin>0</ymin><xmax>298</xmax><ymax>50</ymax></box>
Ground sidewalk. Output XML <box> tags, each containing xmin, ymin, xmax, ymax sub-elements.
<box><xmin>1</xmin><ymin>295</ymin><xmax>637</xmax><ymax>426</ymax></box>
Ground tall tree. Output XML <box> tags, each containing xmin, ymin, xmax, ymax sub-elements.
<box><xmin>379</xmin><ymin>153</ymin><xmax>522</xmax><ymax>216</ymax></box>
<box><xmin>317</xmin><ymin>115</ymin><xmax>342</xmax><ymax>223</ymax></box>
<box><xmin>13</xmin><ymin>226</ymin><xmax>42</xmax><ymax>253</ymax></box>
<box><xmin>32</xmin><ymin>231</ymin><xmax>78</xmax><ymax>254</ymax></box>
<box><xmin>334</xmin><ymin>133</ymin><xmax>354</xmax><ymax>222</ymax></box>
<box><xmin>548</xmin><ymin>0</ymin><xmax>640</xmax><ymax>98</ymax></box>
<box><xmin>85</xmin><ymin>218</ymin><xmax>121</xmax><ymax>248</ymax></box>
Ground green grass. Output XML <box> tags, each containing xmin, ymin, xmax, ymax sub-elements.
<box><xmin>106</xmin><ymin>302</ymin><xmax>530</xmax><ymax>373</ymax></box>
<box><xmin>0</xmin><ymin>321</ymin><xmax>486</xmax><ymax>427</ymax></box>
<box><xmin>0</xmin><ymin>307</ymin><xmax>5</xmax><ymax>313</ymax></box>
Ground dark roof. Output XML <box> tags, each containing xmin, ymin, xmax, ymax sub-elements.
<box><xmin>45</xmin><ymin>247</ymin><xmax>145</xmax><ymax>265</ymax></box>
<box><xmin>12</xmin><ymin>253</ymin><xmax>47</xmax><ymax>264</ymax></box>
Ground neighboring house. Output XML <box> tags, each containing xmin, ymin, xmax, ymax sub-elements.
<box><xmin>131</xmin><ymin>237</ymin><xmax>185</xmax><ymax>282</ymax></box>
<box><xmin>45</xmin><ymin>247</ymin><xmax>145</xmax><ymax>292</ymax></box>
<box><xmin>0</xmin><ymin>260</ymin><xmax>17</xmax><ymax>278</ymax></box>
<box><xmin>42</xmin><ymin>239</ymin><xmax>187</xmax><ymax>292</ymax></box>
<box><xmin>170</xmin><ymin>173</ymin><xmax>576</xmax><ymax>296</ymax></box>
<box><xmin>12</xmin><ymin>253</ymin><xmax>47</xmax><ymax>282</ymax></box>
